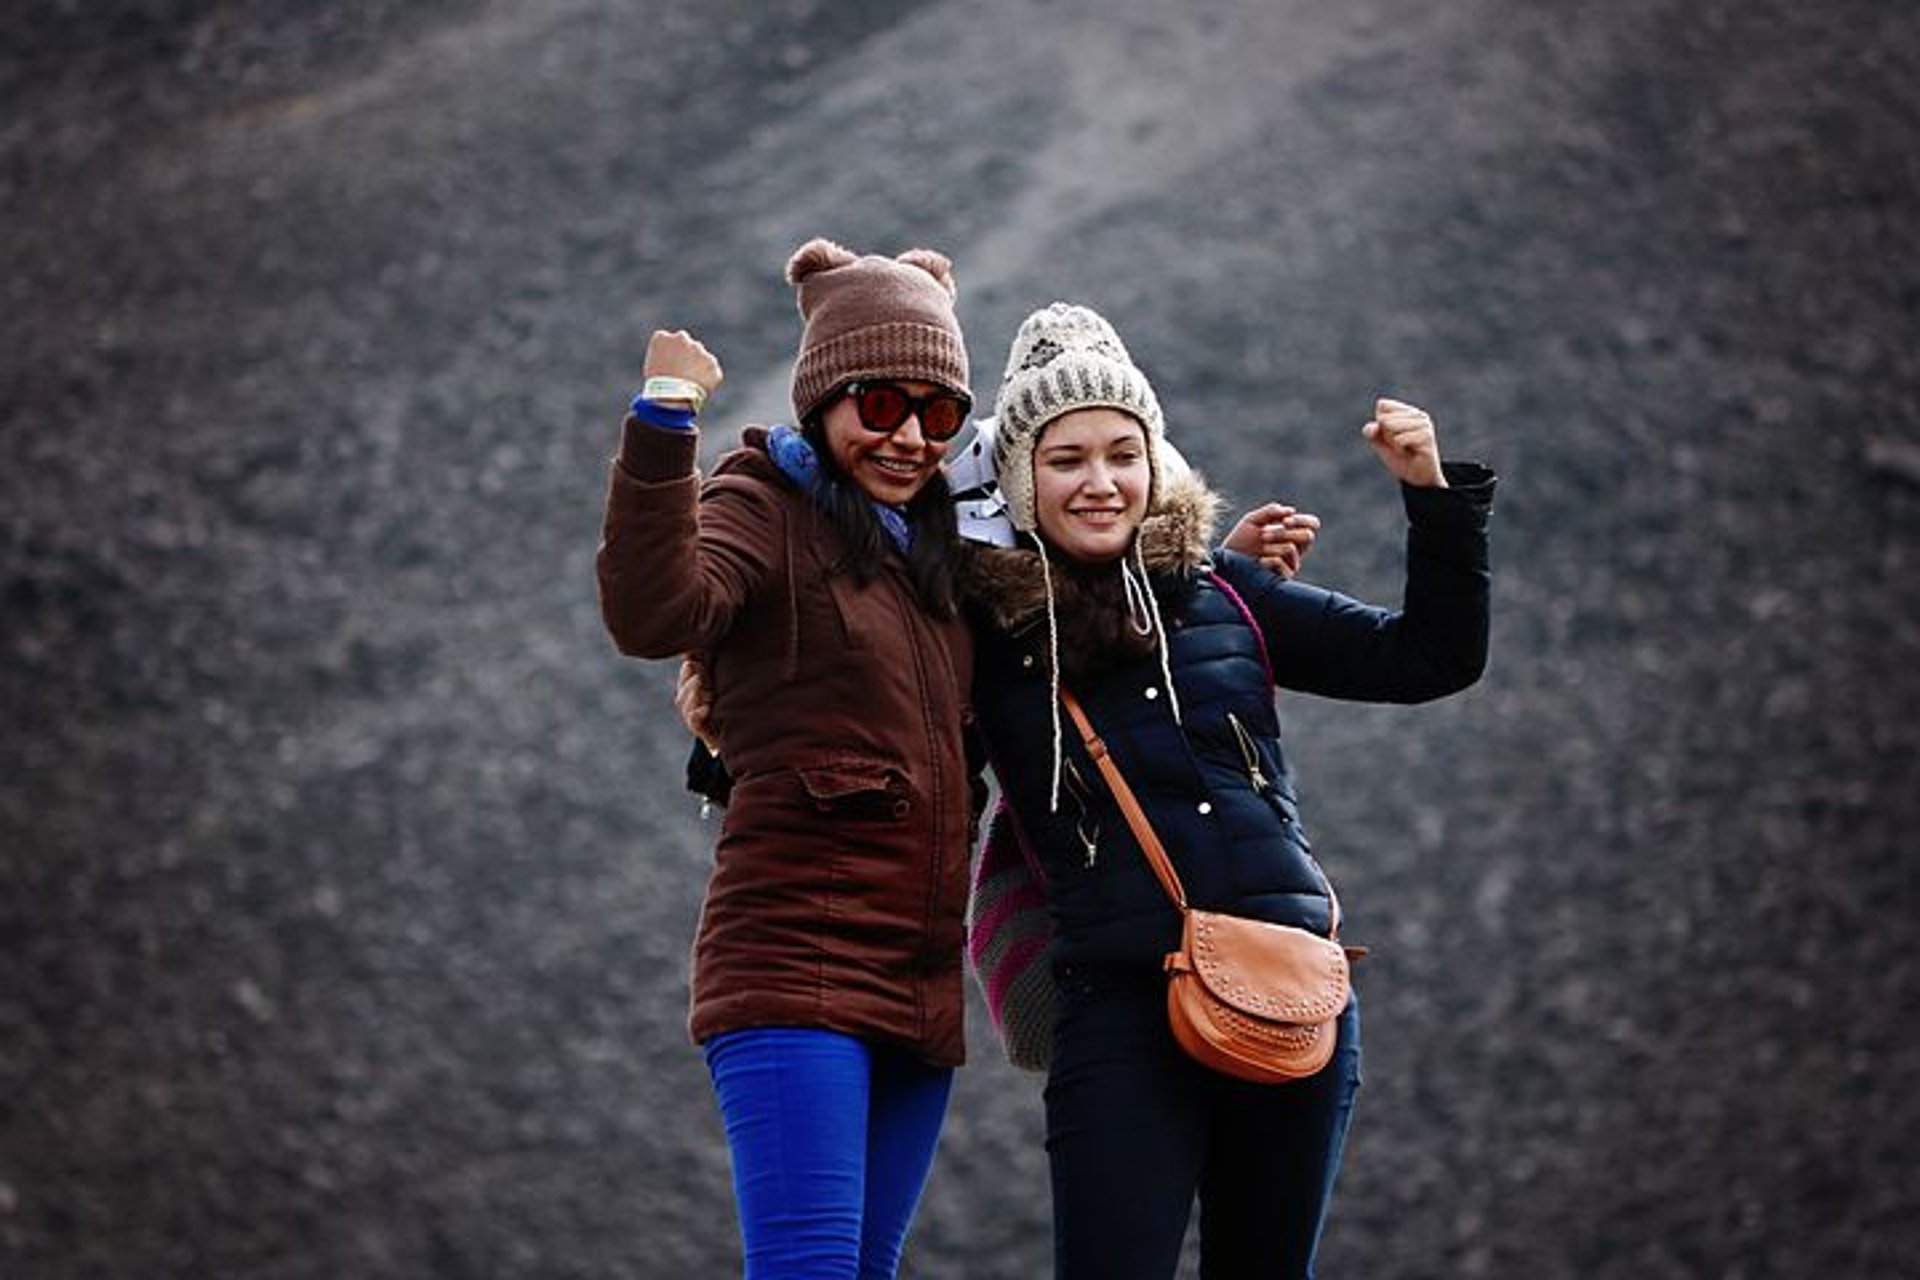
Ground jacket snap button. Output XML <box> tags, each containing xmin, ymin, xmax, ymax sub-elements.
<box><xmin>1197</xmin><ymin>801</ymin><xmax>1213</xmax><ymax>815</ymax></box>
<box><xmin>1022</xmin><ymin>654</ymin><xmax>1035</xmax><ymax>668</ymax></box>
<box><xmin>1144</xmin><ymin>687</ymin><xmax>1159</xmax><ymax>700</ymax></box>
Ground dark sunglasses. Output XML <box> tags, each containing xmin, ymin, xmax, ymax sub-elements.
<box><xmin>843</xmin><ymin>381</ymin><xmax>972</xmax><ymax>443</ymax></box>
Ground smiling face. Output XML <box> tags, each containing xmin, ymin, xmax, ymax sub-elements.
<box><xmin>818</xmin><ymin>379</ymin><xmax>953</xmax><ymax>504</ymax></box>
<box><xmin>1032</xmin><ymin>407</ymin><xmax>1152</xmax><ymax>563</ymax></box>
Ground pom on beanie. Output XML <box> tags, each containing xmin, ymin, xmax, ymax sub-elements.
<box><xmin>785</xmin><ymin>237</ymin><xmax>860</xmax><ymax>285</ymax></box>
<box><xmin>786</xmin><ymin>237</ymin><xmax>969</xmax><ymax>425</ymax></box>
<box><xmin>990</xmin><ymin>302</ymin><xmax>1164</xmax><ymax>532</ymax></box>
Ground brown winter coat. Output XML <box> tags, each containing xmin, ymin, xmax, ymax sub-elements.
<box><xmin>597</xmin><ymin>422</ymin><xmax>976</xmax><ymax>1066</ymax></box>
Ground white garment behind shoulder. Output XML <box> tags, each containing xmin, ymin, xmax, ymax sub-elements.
<box><xmin>945</xmin><ymin>414</ymin><xmax>1191</xmax><ymax>549</ymax></box>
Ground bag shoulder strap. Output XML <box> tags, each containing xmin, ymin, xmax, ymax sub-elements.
<box><xmin>1059</xmin><ymin>687</ymin><xmax>1348</xmax><ymax>941</ymax></box>
<box><xmin>1205</xmin><ymin>567</ymin><xmax>1276</xmax><ymax>689</ymax></box>
<box><xmin>1059</xmin><ymin>688</ymin><xmax>1189</xmax><ymax>911</ymax></box>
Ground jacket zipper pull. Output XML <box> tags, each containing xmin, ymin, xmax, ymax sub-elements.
<box><xmin>1063</xmin><ymin>758</ymin><xmax>1099</xmax><ymax>867</ymax></box>
<box><xmin>1227</xmin><ymin>712</ymin><xmax>1270</xmax><ymax>792</ymax></box>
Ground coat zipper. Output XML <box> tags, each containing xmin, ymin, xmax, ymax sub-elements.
<box><xmin>1061</xmin><ymin>757</ymin><xmax>1101</xmax><ymax>868</ymax></box>
<box><xmin>1227</xmin><ymin>710</ymin><xmax>1342</xmax><ymax>937</ymax></box>
<box><xmin>1226</xmin><ymin>711</ymin><xmax>1270</xmax><ymax>793</ymax></box>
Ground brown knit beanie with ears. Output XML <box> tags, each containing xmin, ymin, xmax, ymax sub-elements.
<box><xmin>786</xmin><ymin>238</ymin><xmax>971</xmax><ymax>425</ymax></box>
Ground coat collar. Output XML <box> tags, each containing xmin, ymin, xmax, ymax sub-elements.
<box><xmin>955</xmin><ymin>469</ymin><xmax>1222</xmax><ymax>631</ymax></box>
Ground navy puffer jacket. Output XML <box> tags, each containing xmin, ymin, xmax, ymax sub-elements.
<box><xmin>960</xmin><ymin>462</ymin><xmax>1494</xmax><ymax>972</ymax></box>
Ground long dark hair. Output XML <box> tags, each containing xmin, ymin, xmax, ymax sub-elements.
<box><xmin>801</xmin><ymin>418</ymin><xmax>961</xmax><ymax>620</ymax></box>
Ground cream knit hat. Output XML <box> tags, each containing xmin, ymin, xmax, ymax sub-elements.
<box><xmin>991</xmin><ymin>302</ymin><xmax>1164</xmax><ymax>532</ymax></box>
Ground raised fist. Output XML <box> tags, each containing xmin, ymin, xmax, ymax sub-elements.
<box><xmin>1361</xmin><ymin>398</ymin><xmax>1446</xmax><ymax>488</ymax></box>
<box><xmin>643</xmin><ymin>329</ymin><xmax>724</xmax><ymax>406</ymax></box>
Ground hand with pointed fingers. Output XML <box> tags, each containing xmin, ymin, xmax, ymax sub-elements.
<box><xmin>675</xmin><ymin>655</ymin><xmax>717</xmax><ymax>753</ymax></box>
<box><xmin>1224</xmin><ymin>502</ymin><xmax>1322</xmax><ymax>578</ymax></box>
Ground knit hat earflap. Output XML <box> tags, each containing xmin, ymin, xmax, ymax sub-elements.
<box><xmin>786</xmin><ymin>238</ymin><xmax>970</xmax><ymax>425</ymax></box>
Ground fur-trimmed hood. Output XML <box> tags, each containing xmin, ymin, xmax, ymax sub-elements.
<box><xmin>955</xmin><ymin>467</ymin><xmax>1223</xmax><ymax>632</ymax></box>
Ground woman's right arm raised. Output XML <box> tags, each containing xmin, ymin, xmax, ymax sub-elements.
<box><xmin>596</xmin><ymin>330</ymin><xmax>778</xmax><ymax>658</ymax></box>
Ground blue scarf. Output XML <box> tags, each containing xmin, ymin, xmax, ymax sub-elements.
<box><xmin>767</xmin><ymin>424</ymin><xmax>914</xmax><ymax>553</ymax></box>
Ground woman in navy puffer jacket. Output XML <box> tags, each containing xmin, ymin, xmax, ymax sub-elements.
<box><xmin>959</xmin><ymin>302</ymin><xmax>1494</xmax><ymax>1280</ymax></box>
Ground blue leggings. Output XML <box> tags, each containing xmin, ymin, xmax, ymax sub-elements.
<box><xmin>704</xmin><ymin>1028</ymin><xmax>954</xmax><ymax>1280</ymax></box>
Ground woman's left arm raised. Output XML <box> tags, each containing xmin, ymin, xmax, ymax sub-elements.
<box><xmin>1224</xmin><ymin>398</ymin><xmax>1494</xmax><ymax>702</ymax></box>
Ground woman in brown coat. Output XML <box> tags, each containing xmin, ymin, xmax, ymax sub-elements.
<box><xmin>596</xmin><ymin>238</ymin><xmax>978</xmax><ymax>1279</ymax></box>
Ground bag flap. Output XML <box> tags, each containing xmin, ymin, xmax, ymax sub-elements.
<box><xmin>1184</xmin><ymin>910</ymin><xmax>1349</xmax><ymax>1020</ymax></box>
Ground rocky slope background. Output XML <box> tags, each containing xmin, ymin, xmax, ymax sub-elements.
<box><xmin>3</xmin><ymin>1</ymin><xmax>1916</xmax><ymax>1276</ymax></box>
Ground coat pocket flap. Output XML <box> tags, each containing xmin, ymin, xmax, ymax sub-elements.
<box><xmin>796</xmin><ymin>760</ymin><xmax>907</xmax><ymax>805</ymax></box>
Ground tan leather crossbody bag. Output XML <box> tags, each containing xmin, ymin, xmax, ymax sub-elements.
<box><xmin>1061</xmin><ymin>690</ymin><xmax>1357</xmax><ymax>1084</ymax></box>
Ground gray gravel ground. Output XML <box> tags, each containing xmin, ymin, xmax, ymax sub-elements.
<box><xmin>4</xmin><ymin>1</ymin><xmax>1917</xmax><ymax>1276</ymax></box>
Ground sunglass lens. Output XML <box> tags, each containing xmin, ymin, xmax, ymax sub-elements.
<box><xmin>922</xmin><ymin>396</ymin><xmax>967</xmax><ymax>441</ymax></box>
<box><xmin>856</xmin><ymin>385</ymin><xmax>909</xmax><ymax>432</ymax></box>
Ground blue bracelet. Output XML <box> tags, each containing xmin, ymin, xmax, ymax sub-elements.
<box><xmin>630</xmin><ymin>393</ymin><xmax>697</xmax><ymax>432</ymax></box>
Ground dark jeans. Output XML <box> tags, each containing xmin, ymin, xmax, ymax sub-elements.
<box><xmin>1044</xmin><ymin>966</ymin><xmax>1362</xmax><ymax>1280</ymax></box>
